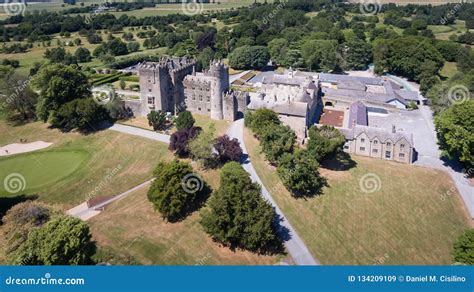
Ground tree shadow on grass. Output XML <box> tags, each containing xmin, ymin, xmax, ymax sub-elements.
<box><xmin>167</xmin><ymin>183</ymin><xmax>213</xmax><ymax>223</ymax></box>
<box><xmin>0</xmin><ymin>194</ymin><xmax>38</xmax><ymax>222</ymax></box>
<box><xmin>321</xmin><ymin>151</ymin><xmax>357</xmax><ymax>171</ymax></box>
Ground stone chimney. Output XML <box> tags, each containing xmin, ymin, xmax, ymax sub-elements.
<box><xmin>392</xmin><ymin>125</ymin><xmax>396</xmax><ymax>133</ymax></box>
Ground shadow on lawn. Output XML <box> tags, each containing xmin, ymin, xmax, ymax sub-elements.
<box><xmin>0</xmin><ymin>194</ymin><xmax>38</xmax><ymax>221</ymax></box>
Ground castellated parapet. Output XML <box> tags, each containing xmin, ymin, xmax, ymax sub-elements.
<box><xmin>138</xmin><ymin>57</ymin><xmax>245</xmax><ymax>121</ymax></box>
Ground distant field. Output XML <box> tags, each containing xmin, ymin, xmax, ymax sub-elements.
<box><xmin>350</xmin><ymin>0</ymin><xmax>456</xmax><ymax>5</ymax></box>
<box><xmin>244</xmin><ymin>128</ymin><xmax>471</xmax><ymax>265</ymax></box>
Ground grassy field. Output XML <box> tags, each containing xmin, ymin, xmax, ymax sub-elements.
<box><xmin>440</xmin><ymin>61</ymin><xmax>459</xmax><ymax>79</ymax></box>
<box><xmin>0</xmin><ymin>121</ymin><xmax>171</xmax><ymax>208</ymax></box>
<box><xmin>88</xmin><ymin>171</ymin><xmax>280</xmax><ymax>265</ymax></box>
<box><xmin>244</xmin><ymin>128</ymin><xmax>471</xmax><ymax>265</ymax></box>
<box><xmin>120</xmin><ymin>113</ymin><xmax>231</xmax><ymax>136</ymax></box>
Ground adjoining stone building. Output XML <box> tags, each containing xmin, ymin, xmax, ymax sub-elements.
<box><xmin>135</xmin><ymin>57</ymin><xmax>247</xmax><ymax>121</ymax></box>
<box><xmin>248</xmin><ymin>70</ymin><xmax>323</xmax><ymax>143</ymax></box>
<box><xmin>340</xmin><ymin>125</ymin><xmax>414</xmax><ymax>164</ymax></box>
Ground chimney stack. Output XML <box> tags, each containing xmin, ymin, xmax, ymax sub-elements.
<box><xmin>392</xmin><ymin>125</ymin><xmax>396</xmax><ymax>133</ymax></box>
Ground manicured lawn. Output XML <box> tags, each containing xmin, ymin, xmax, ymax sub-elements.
<box><xmin>0</xmin><ymin>121</ymin><xmax>170</xmax><ymax>207</ymax></box>
<box><xmin>88</xmin><ymin>169</ymin><xmax>280</xmax><ymax>265</ymax></box>
<box><xmin>244</xmin><ymin>128</ymin><xmax>471</xmax><ymax>265</ymax></box>
<box><xmin>0</xmin><ymin>150</ymin><xmax>88</xmax><ymax>195</ymax></box>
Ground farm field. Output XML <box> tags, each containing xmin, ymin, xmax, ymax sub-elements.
<box><xmin>244</xmin><ymin>128</ymin><xmax>472</xmax><ymax>265</ymax></box>
<box><xmin>0</xmin><ymin>121</ymin><xmax>171</xmax><ymax>207</ymax></box>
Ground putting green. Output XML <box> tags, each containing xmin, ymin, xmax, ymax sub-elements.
<box><xmin>0</xmin><ymin>150</ymin><xmax>89</xmax><ymax>196</ymax></box>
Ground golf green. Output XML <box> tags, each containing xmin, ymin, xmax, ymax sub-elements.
<box><xmin>0</xmin><ymin>150</ymin><xmax>89</xmax><ymax>196</ymax></box>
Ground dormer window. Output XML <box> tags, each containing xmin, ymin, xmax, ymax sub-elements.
<box><xmin>361</xmin><ymin>138</ymin><xmax>365</xmax><ymax>143</ymax></box>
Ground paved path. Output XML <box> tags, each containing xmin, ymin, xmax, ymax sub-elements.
<box><xmin>386</xmin><ymin>75</ymin><xmax>474</xmax><ymax>218</ymax></box>
<box><xmin>109</xmin><ymin>124</ymin><xmax>170</xmax><ymax>144</ymax></box>
<box><xmin>226</xmin><ymin>119</ymin><xmax>319</xmax><ymax>265</ymax></box>
<box><xmin>67</xmin><ymin>179</ymin><xmax>154</xmax><ymax>220</ymax></box>
<box><xmin>68</xmin><ymin>124</ymin><xmax>169</xmax><ymax>220</ymax></box>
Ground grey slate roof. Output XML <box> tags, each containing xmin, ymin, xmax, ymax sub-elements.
<box><xmin>319</xmin><ymin>73</ymin><xmax>383</xmax><ymax>86</ymax></box>
<box><xmin>342</xmin><ymin>125</ymin><xmax>413</xmax><ymax>146</ymax></box>
<box><xmin>348</xmin><ymin>101</ymin><xmax>368</xmax><ymax>128</ymax></box>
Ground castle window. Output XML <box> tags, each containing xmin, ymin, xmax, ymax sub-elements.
<box><xmin>373</xmin><ymin>140</ymin><xmax>378</xmax><ymax>145</ymax></box>
<box><xmin>148</xmin><ymin>89</ymin><xmax>152</xmax><ymax>92</ymax></box>
<box><xmin>359</xmin><ymin>147</ymin><xmax>365</xmax><ymax>151</ymax></box>
<box><xmin>198</xmin><ymin>107</ymin><xmax>202</xmax><ymax>111</ymax></box>
<box><xmin>372</xmin><ymin>149</ymin><xmax>378</xmax><ymax>153</ymax></box>
<box><xmin>147</xmin><ymin>97</ymin><xmax>154</xmax><ymax>104</ymax></box>
<box><xmin>207</xmin><ymin>109</ymin><xmax>210</xmax><ymax>112</ymax></box>
<box><xmin>385</xmin><ymin>151</ymin><xmax>391</xmax><ymax>158</ymax></box>
<box><xmin>400</xmin><ymin>144</ymin><xmax>405</xmax><ymax>149</ymax></box>
<box><xmin>207</xmin><ymin>97</ymin><xmax>210</xmax><ymax>102</ymax></box>
<box><xmin>399</xmin><ymin>153</ymin><xmax>405</xmax><ymax>158</ymax></box>
<box><xmin>361</xmin><ymin>138</ymin><xmax>365</xmax><ymax>143</ymax></box>
<box><xmin>386</xmin><ymin>142</ymin><xmax>391</xmax><ymax>147</ymax></box>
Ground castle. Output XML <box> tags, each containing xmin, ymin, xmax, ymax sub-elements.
<box><xmin>136</xmin><ymin>57</ymin><xmax>247</xmax><ymax>121</ymax></box>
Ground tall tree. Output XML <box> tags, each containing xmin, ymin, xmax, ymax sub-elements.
<box><xmin>435</xmin><ymin>100</ymin><xmax>474</xmax><ymax>169</ymax></box>
<box><xmin>32</xmin><ymin>64</ymin><xmax>90</xmax><ymax>121</ymax></box>
<box><xmin>175</xmin><ymin>110</ymin><xmax>195</xmax><ymax>130</ymax></box>
<box><xmin>147</xmin><ymin>160</ymin><xmax>208</xmax><ymax>221</ymax></box>
<box><xmin>13</xmin><ymin>215</ymin><xmax>95</xmax><ymax>265</ymax></box>
<box><xmin>200</xmin><ymin>162</ymin><xmax>280</xmax><ymax>253</ymax></box>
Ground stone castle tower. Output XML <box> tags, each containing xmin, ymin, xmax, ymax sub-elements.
<box><xmin>208</xmin><ymin>60</ymin><xmax>229</xmax><ymax>120</ymax></box>
<box><xmin>137</xmin><ymin>57</ymin><xmax>248</xmax><ymax>121</ymax></box>
<box><xmin>138</xmin><ymin>57</ymin><xmax>194</xmax><ymax>115</ymax></box>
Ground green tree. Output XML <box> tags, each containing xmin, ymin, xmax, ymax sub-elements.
<box><xmin>307</xmin><ymin>125</ymin><xmax>346</xmax><ymax>162</ymax></box>
<box><xmin>246</xmin><ymin>108</ymin><xmax>280</xmax><ymax>138</ymax></box>
<box><xmin>14</xmin><ymin>216</ymin><xmax>95</xmax><ymax>265</ymax></box>
<box><xmin>2</xmin><ymin>201</ymin><xmax>52</xmax><ymax>263</ymax></box>
<box><xmin>147</xmin><ymin>110</ymin><xmax>167</xmax><ymax>131</ymax></box>
<box><xmin>277</xmin><ymin>150</ymin><xmax>327</xmax><ymax>197</ymax></box>
<box><xmin>260</xmin><ymin>124</ymin><xmax>296</xmax><ymax>165</ymax></box>
<box><xmin>119</xmin><ymin>79</ymin><xmax>126</xmax><ymax>90</ymax></box>
<box><xmin>301</xmin><ymin>39</ymin><xmax>339</xmax><ymax>72</ymax></box>
<box><xmin>452</xmin><ymin>229</ymin><xmax>474</xmax><ymax>265</ymax></box>
<box><xmin>74</xmin><ymin>47</ymin><xmax>91</xmax><ymax>63</ymax></box>
<box><xmin>49</xmin><ymin>98</ymin><xmax>109</xmax><ymax>132</ymax></box>
<box><xmin>268</xmin><ymin>38</ymin><xmax>289</xmax><ymax>66</ymax></box>
<box><xmin>32</xmin><ymin>64</ymin><xmax>90</xmax><ymax>121</ymax></box>
<box><xmin>1</xmin><ymin>72</ymin><xmax>38</xmax><ymax>121</ymax></box>
<box><xmin>200</xmin><ymin>162</ymin><xmax>280</xmax><ymax>253</ymax></box>
<box><xmin>189</xmin><ymin>124</ymin><xmax>216</xmax><ymax>167</ymax></box>
<box><xmin>434</xmin><ymin>100</ymin><xmax>474</xmax><ymax>169</ymax></box>
<box><xmin>147</xmin><ymin>160</ymin><xmax>208</xmax><ymax>221</ymax></box>
<box><xmin>176</xmin><ymin>110</ymin><xmax>195</xmax><ymax>130</ymax></box>
<box><xmin>228</xmin><ymin>45</ymin><xmax>270</xmax><ymax>70</ymax></box>
<box><xmin>343</xmin><ymin>39</ymin><xmax>373</xmax><ymax>70</ymax></box>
